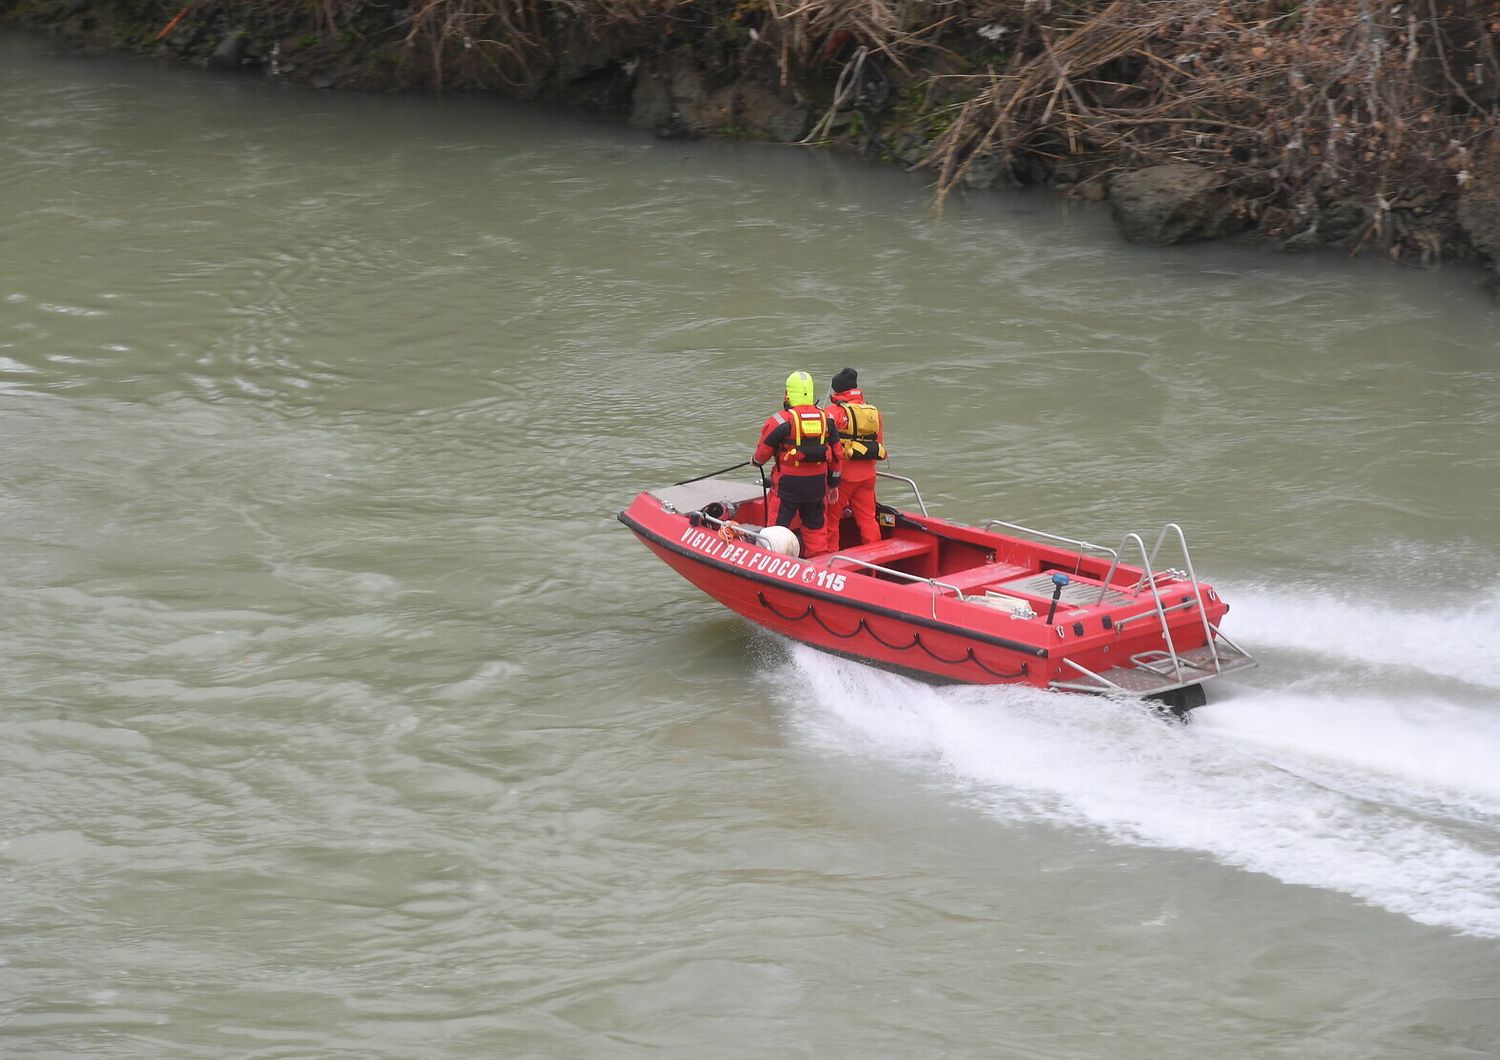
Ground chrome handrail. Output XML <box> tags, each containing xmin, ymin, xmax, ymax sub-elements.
<box><xmin>978</xmin><ymin>521</ymin><xmax>1122</xmax><ymax>581</ymax></box>
<box><xmin>1120</xmin><ymin>532</ymin><xmax>1184</xmax><ymax>683</ymax></box>
<box><xmin>875</xmin><ymin>471</ymin><xmax>928</xmax><ymax>516</ymax></box>
<box><xmin>1112</xmin><ymin>598</ymin><xmax>1198</xmax><ymax>628</ymax></box>
<box><xmin>1060</xmin><ymin>656</ymin><xmax>1126</xmax><ymax>693</ymax></box>
<box><xmin>824</xmin><ymin>553</ymin><xmax>957</xmax><ymax>619</ymax></box>
<box><xmin>691</xmin><ymin>511</ymin><xmax>781</xmax><ymax>553</ymax></box>
<box><xmin>1148</xmin><ymin>523</ymin><xmax>1222</xmax><ymax>672</ymax></box>
<box><xmin>1206</xmin><ymin>621</ymin><xmax>1252</xmax><ymax>658</ymax></box>
<box><xmin>1092</xmin><ymin>524</ymin><xmax>1227</xmax><ymax>682</ymax></box>
<box><xmin>980</xmin><ymin>520</ymin><xmax>1118</xmax><ymax>563</ymax></box>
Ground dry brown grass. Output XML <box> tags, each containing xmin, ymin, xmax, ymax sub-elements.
<box><xmin>916</xmin><ymin>1</ymin><xmax>1500</xmax><ymax>259</ymax></box>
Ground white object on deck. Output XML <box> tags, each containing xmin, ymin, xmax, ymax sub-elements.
<box><xmin>758</xmin><ymin>525</ymin><xmax>800</xmax><ymax>557</ymax></box>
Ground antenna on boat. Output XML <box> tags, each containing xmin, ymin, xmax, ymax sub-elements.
<box><xmin>1044</xmin><ymin>572</ymin><xmax>1070</xmax><ymax>624</ymax></box>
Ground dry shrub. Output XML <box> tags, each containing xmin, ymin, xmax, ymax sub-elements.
<box><xmin>253</xmin><ymin>0</ymin><xmax>1500</xmax><ymax>260</ymax></box>
<box><xmin>921</xmin><ymin>0</ymin><xmax>1500</xmax><ymax>260</ymax></box>
<box><xmin>384</xmin><ymin>0</ymin><xmax>695</xmax><ymax>90</ymax></box>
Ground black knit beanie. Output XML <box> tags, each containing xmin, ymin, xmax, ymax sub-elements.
<box><xmin>831</xmin><ymin>367</ymin><xmax>858</xmax><ymax>392</ymax></box>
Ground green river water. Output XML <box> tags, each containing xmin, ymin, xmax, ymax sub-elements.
<box><xmin>3</xmin><ymin>30</ymin><xmax>1500</xmax><ymax>1060</ymax></box>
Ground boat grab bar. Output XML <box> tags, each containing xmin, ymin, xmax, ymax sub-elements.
<box><xmin>980</xmin><ymin>520</ymin><xmax>1119</xmax><ymax>565</ymax></box>
<box><xmin>875</xmin><ymin>471</ymin><xmax>928</xmax><ymax>516</ymax></box>
<box><xmin>1092</xmin><ymin>525</ymin><xmax>1224</xmax><ymax>680</ymax></box>
<box><xmin>823</xmin><ymin>554</ymin><xmax>956</xmax><ymax>619</ymax></box>
<box><xmin>689</xmin><ymin>511</ymin><xmax>783</xmax><ymax>553</ymax></box>
<box><xmin>1113</xmin><ymin>598</ymin><xmax>1198</xmax><ymax>629</ymax></box>
<box><xmin>1058</xmin><ymin>657</ymin><xmax>1127</xmax><ymax>693</ymax></box>
<box><xmin>1148</xmin><ymin>523</ymin><xmax>1222</xmax><ymax>673</ymax></box>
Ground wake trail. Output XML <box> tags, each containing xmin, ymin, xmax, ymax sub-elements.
<box><xmin>772</xmin><ymin>637</ymin><xmax>1500</xmax><ymax>940</ymax></box>
<box><xmin>1223</xmin><ymin>581</ymin><xmax>1500</xmax><ymax>692</ymax></box>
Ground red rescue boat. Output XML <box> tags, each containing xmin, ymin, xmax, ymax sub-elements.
<box><xmin>619</xmin><ymin>466</ymin><xmax>1257</xmax><ymax>715</ymax></box>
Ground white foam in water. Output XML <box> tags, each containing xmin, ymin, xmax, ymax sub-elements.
<box><xmin>1226</xmin><ymin>582</ymin><xmax>1500</xmax><ymax>691</ymax></box>
<box><xmin>772</xmin><ymin>634</ymin><xmax>1500</xmax><ymax>939</ymax></box>
<box><xmin>1197</xmin><ymin>691</ymin><xmax>1500</xmax><ymax>818</ymax></box>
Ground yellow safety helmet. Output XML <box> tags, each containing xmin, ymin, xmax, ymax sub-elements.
<box><xmin>784</xmin><ymin>370</ymin><xmax>814</xmax><ymax>407</ymax></box>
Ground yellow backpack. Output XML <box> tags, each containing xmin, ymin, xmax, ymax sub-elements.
<box><xmin>837</xmin><ymin>403</ymin><xmax>886</xmax><ymax>460</ymax></box>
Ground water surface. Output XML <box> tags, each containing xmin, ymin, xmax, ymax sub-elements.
<box><xmin>3</xmin><ymin>30</ymin><xmax>1500</xmax><ymax>1059</ymax></box>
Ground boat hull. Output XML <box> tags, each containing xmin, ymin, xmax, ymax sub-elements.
<box><xmin>620</xmin><ymin>478</ymin><xmax>1256</xmax><ymax>698</ymax></box>
<box><xmin>633</xmin><ymin>526</ymin><xmax>1045</xmax><ymax>684</ymax></box>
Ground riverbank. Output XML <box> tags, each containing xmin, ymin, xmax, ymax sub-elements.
<box><xmin>6</xmin><ymin>0</ymin><xmax>1499</xmax><ymax>282</ymax></box>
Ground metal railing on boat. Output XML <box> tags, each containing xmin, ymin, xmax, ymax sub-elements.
<box><xmin>687</xmin><ymin>511</ymin><xmax>784</xmax><ymax>555</ymax></box>
<box><xmin>820</xmin><ymin>554</ymin><xmax>961</xmax><ymax>620</ymax></box>
<box><xmin>875</xmin><ymin>471</ymin><xmax>928</xmax><ymax>516</ymax></box>
<box><xmin>979</xmin><ymin>516</ymin><xmax>1256</xmax><ymax>695</ymax></box>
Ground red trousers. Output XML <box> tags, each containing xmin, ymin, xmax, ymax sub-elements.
<box><xmin>830</xmin><ymin>473</ymin><xmax>880</xmax><ymax>545</ymax></box>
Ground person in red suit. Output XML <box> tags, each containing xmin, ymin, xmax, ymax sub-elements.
<box><xmin>752</xmin><ymin>371</ymin><xmax>842</xmax><ymax>557</ymax></box>
<box><xmin>823</xmin><ymin>366</ymin><xmax>887</xmax><ymax>546</ymax></box>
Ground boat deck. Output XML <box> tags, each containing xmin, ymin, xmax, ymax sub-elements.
<box><xmin>999</xmin><ymin>572</ymin><xmax>1140</xmax><ymax>608</ymax></box>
